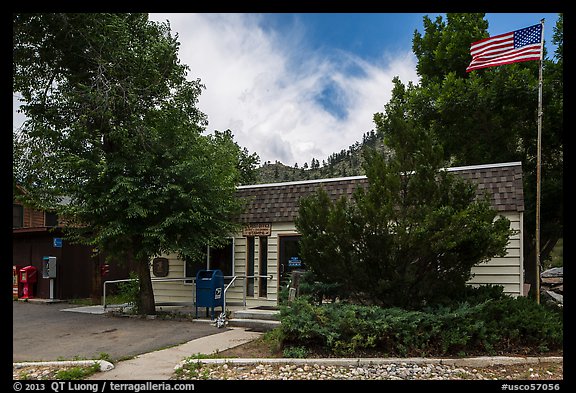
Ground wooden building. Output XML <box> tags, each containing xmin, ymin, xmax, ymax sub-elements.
<box><xmin>151</xmin><ymin>161</ymin><xmax>525</xmax><ymax>308</ymax></box>
<box><xmin>12</xmin><ymin>188</ymin><xmax>129</xmax><ymax>300</ymax></box>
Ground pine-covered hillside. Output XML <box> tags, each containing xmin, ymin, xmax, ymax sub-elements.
<box><xmin>253</xmin><ymin>130</ymin><xmax>387</xmax><ymax>184</ymax></box>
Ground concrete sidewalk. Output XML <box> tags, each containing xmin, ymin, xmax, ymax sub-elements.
<box><xmin>88</xmin><ymin>327</ymin><xmax>262</xmax><ymax>380</ymax></box>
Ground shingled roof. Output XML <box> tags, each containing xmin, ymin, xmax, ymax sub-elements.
<box><xmin>236</xmin><ymin>162</ymin><xmax>524</xmax><ymax>223</ymax></box>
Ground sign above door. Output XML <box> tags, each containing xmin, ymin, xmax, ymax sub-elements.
<box><xmin>242</xmin><ymin>223</ymin><xmax>272</xmax><ymax>237</ymax></box>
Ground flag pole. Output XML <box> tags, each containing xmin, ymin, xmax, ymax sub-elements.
<box><xmin>535</xmin><ymin>18</ymin><xmax>545</xmax><ymax>304</ymax></box>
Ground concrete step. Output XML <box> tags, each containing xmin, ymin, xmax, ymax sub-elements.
<box><xmin>227</xmin><ymin>318</ymin><xmax>281</xmax><ymax>332</ymax></box>
<box><xmin>231</xmin><ymin>308</ymin><xmax>280</xmax><ymax>321</ymax></box>
<box><xmin>227</xmin><ymin>308</ymin><xmax>281</xmax><ymax>332</ymax></box>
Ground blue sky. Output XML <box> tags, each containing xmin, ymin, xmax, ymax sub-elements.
<box><xmin>13</xmin><ymin>13</ymin><xmax>561</xmax><ymax>167</ymax></box>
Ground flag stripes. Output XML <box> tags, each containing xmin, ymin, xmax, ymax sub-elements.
<box><xmin>466</xmin><ymin>24</ymin><xmax>542</xmax><ymax>72</ymax></box>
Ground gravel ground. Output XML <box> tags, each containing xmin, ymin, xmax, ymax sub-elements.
<box><xmin>172</xmin><ymin>360</ymin><xmax>563</xmax><ymax>381</ymax></box>
<box><xmin>13</xmin><ymin>359</ymin><xmax>562</xmax><ymax>381</ymax></box>
<box><xmin>13</xmin><ymin>365</ymin><xmax>98</xmax><ymax>380</ymax></box>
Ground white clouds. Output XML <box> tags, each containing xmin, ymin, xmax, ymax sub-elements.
<box><xmin>12</xmin><ymin>14</ymin><xmax>419</xmax><ymax>167</ymax></box>
<box><xmin>150</xmin><ymin>13</ymin><xmax>420</xmax><ymax>166</ymax></box>
<box><xmin>14</xmin><ymin>13</ymin><xmax>558</xmax><ymax>168</ymax></box>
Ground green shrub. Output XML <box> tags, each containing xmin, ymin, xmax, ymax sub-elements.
<box><xmin>261</xmin><ymin>327</ymin><xmax>284</xmax><ymax>353</ymax></box>
<box><xmin>116</xmin><ymin>272</ymin><xmax>140</xmax><ymax>313</ymax></box>
<box><xmin>283</xmin><ymin>346</ymin><xmax>309</xmax><ymax>358</ymax></box>
<box><xmin>279</xmin><ymin>294</ymin><xmax>562</xmax><ymax>357</ymax></box>
<box><xmin>297</xmin><ymin>271</ymin><xmax>344</xmax><ymax>304</ymax></box>
<box><xmin>457</xmin><ymin>284</ymin><xmax>507</xmax><ymax>304</ymax></box>
<box><xmin>478</xmin><ymin>295</ymin><xmax>563</xmax><ymax>351</ymax></box>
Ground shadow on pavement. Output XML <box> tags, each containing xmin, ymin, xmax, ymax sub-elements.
<box><xmin>13</xmin><ymin>300</ymin><xmax>226</xmax><ymax>362</ymax></box>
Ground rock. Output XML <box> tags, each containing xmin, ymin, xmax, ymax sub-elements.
<box><xmin>541</xmin><ymin>277</ymin><xmax>562</xmax><ymax>285</ymax></box>
<box><xmin>540</xmin><ymin>267</ymin><xmax>563</xmax><ymax>307</ymax></box>
<box><xmin>542</xmin><ymin>290</ymin><xmax>563</xmax><ymax>305</ymax></box>
<box><xmin>541</xmin><ymin>267</ymin><xmax>563</xmax><ymax>278</ymax></box>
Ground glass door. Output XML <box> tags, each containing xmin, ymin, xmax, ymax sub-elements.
<box><xmin>278</xmin><ymin>235</ymin><xmax>303</xmax><ymax>288</ymax></box>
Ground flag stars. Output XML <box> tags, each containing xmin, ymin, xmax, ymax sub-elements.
<box><xmin>467</xmin><ymin>23</ymin><xmax>543</xmax><ymax>72</ymax></box>
<box><xmin>514</xmin><ymin>25</ymin><xmax>542</xmax><ymax>48</ymax></box>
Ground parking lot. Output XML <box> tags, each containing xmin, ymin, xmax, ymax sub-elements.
<box><xmin>13</xmin><ymin>301</ymin><xmax>225</xmax><ymax>362</ymax></box>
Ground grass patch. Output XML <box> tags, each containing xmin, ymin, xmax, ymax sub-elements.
<box><xmin>54</xmin><ymin>363</ymin><xmax>101</xmax><ymax>380</ymax></box>
<box><xmin>174</xmin><ymin>353</ymin><xmax>222</xmax><ymax>380</ymax></box>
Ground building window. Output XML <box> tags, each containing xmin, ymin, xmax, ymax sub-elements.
<box><xmin>208</xmin><ymin>238</ymin><xmax>234</xmax><ymax>279</ymax></box>
<box><xmin>184</xmin><ymin>254</ymin><xmax>207</xmax><ymax>285</ymax></box>
<box><xmin>45</xmin><ymin>211</ymin><xmax>58</xmax><ymax>227</ymax></box>
<box><xmin>13</xmin><ymin>204</ymin><xmax>23</xmax><ymax>228</ymax></box>
<box><xmin>184</xmin><ymin>239</ymin><xmax>234</xmax><ymax>285</ymax></box>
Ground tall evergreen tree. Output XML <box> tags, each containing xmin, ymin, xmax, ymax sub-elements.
<box><xmin>296</xmin><ymin>80</ymin><xmax>514</xmax><ymax>308</ymax></box>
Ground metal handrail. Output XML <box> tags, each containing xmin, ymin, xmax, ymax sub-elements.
<box><xmin>103</xmin><ymin>274</ymin><xmax>274</xmax><ymax>312</ymax></box>
<box><xmin>222</xmin><ymin>276</ymin><xmax>237</xmax><ymax>314</ymax></box>
<box><xmin>223</xmin><ymin>274</ymin><xmax>274</xmax><ymax>308</ymax></box>
<box><xmin>103</xmin><ymin>278</ymin><xmax>134</xmax><ymax>310</ymax></box>
<box><xmin>103</xmin><ymin>277</ymin><xmax>195</xmax><ymax>310</ymax></box>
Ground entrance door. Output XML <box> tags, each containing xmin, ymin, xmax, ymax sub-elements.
<box><xmin>278</xmin><ymin>235</ymin><xmax>303</xmax><ymax>288</ymax></box>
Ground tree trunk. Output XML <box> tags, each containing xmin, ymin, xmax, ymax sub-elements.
<box><xmin>90</xmin><ymin>254</ymin><xmax>102</xmax><ymax>305</ymax></box>
<box><xmin>135</xmin><ymin>254</ymin><xmax>156</xmax><ymax>315</ymax></box>
<box><xmin>523</xmin><ymin>232</ymin><xmax>561</xmax><ymax>299</ymax></box>
<box><xmin>523</xmin><ymin>235</ymin><xmax>537</xmax><ymax>299</ymax></box>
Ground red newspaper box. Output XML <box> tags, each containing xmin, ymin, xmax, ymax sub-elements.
<box><xmin>19</xmin><ymin>266</ymin><xmax>37</xmax><ymax>299</ymax></box>
<box><xmin>13</xmin><ymin>265</ymin><xmax>21</xmax><ymax>299</ymax></box>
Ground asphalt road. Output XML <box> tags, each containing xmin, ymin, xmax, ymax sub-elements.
<box><xmin>13</xmin><ymin>301</ymin><xmax>225</xmax><ymax>362</ymax></box>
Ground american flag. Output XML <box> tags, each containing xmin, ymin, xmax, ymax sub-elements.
<box><xmin>466</xmin><ymin>24</ymin><xmax>543</xmax><ymax>72</ymax></box>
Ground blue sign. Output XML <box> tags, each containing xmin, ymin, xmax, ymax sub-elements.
<box><xmin>288</xmin><ymin>256</ymin><xmax>302</xmax><ymax>267</ymax></box>
<box><xmin>53</xmin><ymin>238</ymin><xmax>63</xmax><ymax>248</ymax></box>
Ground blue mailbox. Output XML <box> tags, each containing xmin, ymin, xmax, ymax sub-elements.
<box><xmin>195</xmin><ymin>269</ymin><xmax>224</xmax><ymax>319</ymax></box>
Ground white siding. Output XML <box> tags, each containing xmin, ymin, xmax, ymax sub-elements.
<box><xmin>224</xmin><ymin>235</ymin><xmax>245</xmax><ymax>305</ymax></box>
<box><xmin>150</xmin><ymin>253</ymin><xmax>195</xmax><ymax>305</ymax></box>
<box><xmin>468</xmin><ymin>211</ymin><xmax>523</xmax><ymax>296</ymax></box>
<box><xmin>150</xmin><ymin>212</ymin><xmax>524</xmax><ymax>306</ymax></box>
<box><xmin>148</xmin><ymin>223</ymin><xmax>294</xmax><ymax>308</ymax></box>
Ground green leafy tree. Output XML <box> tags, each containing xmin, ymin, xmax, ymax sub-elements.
<box><xmin>212</xmin><ymin>129</ymin><xmax>260</xmax><ymax>185</ymax></box>
<box><xmin>296</xmin><ymin>81</ymin><xmax>515</xmax><ymax>309</ymax></box>
<box><xmin>409</xmin><ymin>13</ymin><xmax>563</xmax><ymax>295</ymax></box>
<box><xmin>412</xmin><ymin>13</ymin><xmax>488</xmax><ymax>84</ymax></box>
<box><xmin>13</xmin><ymin>13</ymin><xmax>245</xmax><ymax>314</ymax></box>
